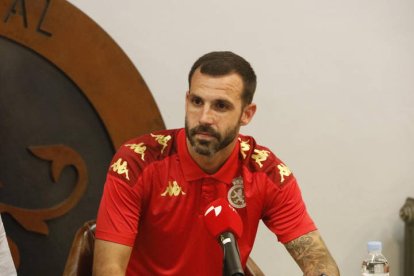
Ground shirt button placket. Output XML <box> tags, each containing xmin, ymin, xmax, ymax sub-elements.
<box><xmin>200</xmin><ymin>178</ymin><xmax>216</xmax><ymax>212</ymax></box>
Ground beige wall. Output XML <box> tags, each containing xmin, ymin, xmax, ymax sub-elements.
<box><xmin>68</xmin><ymin>1</ymin><xmax>414</xmax><ymax>275</ymax></box>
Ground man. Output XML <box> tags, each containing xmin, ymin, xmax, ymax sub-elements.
<box><xmin>93</xmin><ymin>51</ymin><xmax>340</xmax><ymax>275</ymax></box>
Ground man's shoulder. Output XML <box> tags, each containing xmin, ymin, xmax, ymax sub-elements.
<box><xmin>122</xmin><ymin>128</ymin><xmax>179</xmax><ymax>157</ymax></box>
<box><xmin>118</xmin><ymin>128</ymin><xmax>181</xmax><ymax>162</ymax></box>
<box><xmin>106</xmin><ymin>129</ymin><xmax>180</xmax><ymax>184</ymax></box>
<box><xmin>238</xmin><ymin>134</ymin><xmax>294</xmax><ymax>187</ymax></box>
<box><xmin>238</xmin><ymin>133</ymin><xmax>279</xmax><ymax>169</ymax></box>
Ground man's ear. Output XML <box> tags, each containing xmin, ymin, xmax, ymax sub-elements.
<box><xmin>185</xmin><ymin>91</ymin><xmax>191</xmax><ymax>103</ymax></box>
<box><xmin>240</xmin><ymin>103</ymin><xmax>257</xmax><ymax>126</ymax></box>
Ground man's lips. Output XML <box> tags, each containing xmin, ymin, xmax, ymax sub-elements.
<box><xmin>195</xmin><ymin>132</ymin><xmax>215</xmax><ymax>139</ymax></box>
<box><xmin>190</xmin><ymin>125</ymin><xmax>220</xmax><ymax>140</ymax></box>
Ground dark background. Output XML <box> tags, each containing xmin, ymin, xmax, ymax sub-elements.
<box><xmin>0</xmin><ymin>36</ymin><xmax>114</xmax><ymax>275</ymax></box>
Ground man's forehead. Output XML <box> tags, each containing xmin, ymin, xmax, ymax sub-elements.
<box><xmin>188</xmin><ymin>90</ymin><xmax>239</xmax><ymax>101</ymax></box>
<box><xmin>190</xmin><ymin>71</ymin><xmax>243</xmax><ymax>91</ymax></box>
<box><xmin>191</xmin><ymin>68</ymin><xmax>242</xmax><ymax>82</ymax></box>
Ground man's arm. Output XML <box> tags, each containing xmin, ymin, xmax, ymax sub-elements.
<box><xmin>284</xmin><ymin>230</ymin><xmax>340</xmax><ymax>276</ymax></box>
<box><xmin>93</xmin><ymin>239</ymin><xmax>132</xmax><ymax>276</ymax></box>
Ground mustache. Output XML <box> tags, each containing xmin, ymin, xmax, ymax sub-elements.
<box><xmin>189</xmin><ymin>124</ymin><xmax>220</xmax><ymax>139</ymax></box>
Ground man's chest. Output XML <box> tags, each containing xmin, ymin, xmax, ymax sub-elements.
<box><xmin>140</xmin><ymin>160</ymin><xmax>251</xmax><ymax>219</ymax></box>
<box><xmin>135</xmin><ymin>159</ymin><xmax>265</xmax><ymax>265</ymax></box>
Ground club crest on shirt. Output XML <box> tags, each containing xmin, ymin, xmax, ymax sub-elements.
<box><xmin>228</xmin><ymin>176</ymin><xmax>246</xmax><ymax>208</ymax></box>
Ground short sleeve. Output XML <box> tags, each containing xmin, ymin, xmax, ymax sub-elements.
<box><xmin>95</xmin><ymin>144</ymin><xmax>144</xmax><ymax>246</ymax></box>
<box><xmin>262</xmin><ymin>171</ymin><xmax>316</xmax><ymax>244</ymax></box>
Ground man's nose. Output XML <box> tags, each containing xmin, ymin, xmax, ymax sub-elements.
<box><xmin>199</xmin><ymin>106</ymin><xmax>214</xmax><ymax>125</ymax></box>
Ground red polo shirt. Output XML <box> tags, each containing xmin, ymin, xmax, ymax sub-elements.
<box><xmin>96</xmin><ymin>129</ymin><xmax>316</xmax><ymax>275</ymax></box>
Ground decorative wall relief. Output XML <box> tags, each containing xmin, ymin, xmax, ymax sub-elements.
<box><xmin>0</xmin><ymin>0</ymin><xmax>165</xmax><ymax>274</ymax></box>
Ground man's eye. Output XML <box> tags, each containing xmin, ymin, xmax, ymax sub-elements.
<box><xmin>191</xmin><ymin>97</ymin><xmax>203</xmax><ymax>106</ymax></box>
<box><xmin>214</xmin><ymin>102</ymin><xmax>230</xmax><ymax>111</ymax></box>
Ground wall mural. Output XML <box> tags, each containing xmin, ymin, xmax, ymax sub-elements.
<box><xmin>0</xmin><ymin>0</ymin><xmax>165</xmax><ymax>274</ymax></box>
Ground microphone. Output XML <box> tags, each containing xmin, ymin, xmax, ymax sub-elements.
<box><xmin>203</xmin><ymin>198</ymin><xmax>244</xmax><ymax>276</ymax></box>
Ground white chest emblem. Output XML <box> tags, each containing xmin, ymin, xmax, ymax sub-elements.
<box><xmin>227</xmin><ymin>176</ymin><xmax>246</xmax><ymax>209</ymax></box>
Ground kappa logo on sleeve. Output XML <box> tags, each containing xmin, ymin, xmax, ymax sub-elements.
<box><xmin>251</xmin><ymin>149</ymin><xmax>270</xmax><ymax>168</ymax></box>
<box><xmin>151</xmin><ymin>133</ymin><xmax>171</xmax><ymax>153</ymax></box>
<box><xmin>277</xmin><ymin>163</ymin><xmax>291</xmax><ymax>183</ymax></box>
<box><xmin>238</xmin><ymin>138</ymin><xmax>250</xmax><ymax>159</ymax></box>
<box><xmin>110</xmin><ymin>158</ymin><xmax>130</xmax><ymax>180</ymax></box>
<box><xmin>125</xmin><ymin>143</ymin><xmax>147</xmax><ymax>160</ymax></box>
<box><xmin>161</xmin><ymin>181</ymin><xmax>186</xmax><ymax>197</ymax></box>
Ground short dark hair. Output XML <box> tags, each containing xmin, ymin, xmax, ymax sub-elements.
<box><xmin>188</xmin><ymin>51</ymin><xmax>257</xmax><ymax>105</ymax></box>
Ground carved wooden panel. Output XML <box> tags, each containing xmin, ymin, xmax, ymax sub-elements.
<box><xmin>0</xmin><ymin>0</ymin><xmax>165</xmax><ymax>274</ymax></box>
<box><xmin>400</xmin><ymin>197</ymin><xmax>414</xmax><ymax>276</ymax></box>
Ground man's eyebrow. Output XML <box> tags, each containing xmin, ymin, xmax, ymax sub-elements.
<box><xmin>188</xmin><ymin>92</ymin><xmax>234</xmax><ymax>105</ymax></box>
<box><xmin>188</xmin><ymin>91</ymin><xmax>200</xmax><ymax>97</ymax></box>
<box><xmin>188</xmin><ymin>93</ymin><xmax>202</xmax><ymax>100</ymax></box>
<box><xmin>214</xmin><ymin>98</ymin><xmax>232</xmax><ymax>105</ymax></box>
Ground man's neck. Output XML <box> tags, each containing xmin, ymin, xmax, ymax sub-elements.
<box><xmin>187</xmin><ymin>139</ymin><xmax>237</xmax><ymax>174</ymax></box>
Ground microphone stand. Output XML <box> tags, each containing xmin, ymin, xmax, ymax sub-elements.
<box><xmin>219</xmin><ymin>232</ymin><xmax>244</xmax><ymax>276</ymax></box>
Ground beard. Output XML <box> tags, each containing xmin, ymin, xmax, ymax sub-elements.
<box><xmin>185</xmin><ymin>117</ymin><xmax>240</xmax><ymax>157</ymax></box>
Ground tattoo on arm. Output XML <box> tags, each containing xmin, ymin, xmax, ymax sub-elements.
<box><xmin>285</xmin><ymin>230</ymin><xmax>340</xmax><ymax>276</ymax></box>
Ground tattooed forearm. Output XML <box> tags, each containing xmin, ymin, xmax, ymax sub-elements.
<box><xmin>285</xmin><ymin>230</ymin><xmax>340</xmax><ymax>276</ymax></box>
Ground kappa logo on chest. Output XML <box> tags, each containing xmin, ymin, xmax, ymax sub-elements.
<box><xmin>161</xmin><ymin>180</ymin><xmax>186</xmax><ymax>197</ymax></box>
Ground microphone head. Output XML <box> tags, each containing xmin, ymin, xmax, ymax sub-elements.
<box><xmin>203</xmin><ymin>198</ymin><xmax>243</xmax><ymax>239</ymax></box>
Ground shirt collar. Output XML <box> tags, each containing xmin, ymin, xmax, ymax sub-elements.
<box><xmin>177</xmin><ymin>128</ymin><xmax>240</xmax><ymax>184</ymax></box>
